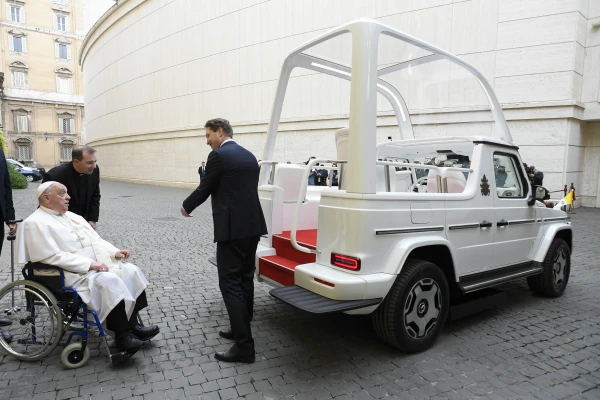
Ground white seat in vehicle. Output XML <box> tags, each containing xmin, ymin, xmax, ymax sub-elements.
<box><xmin>426</xmin><ymin>169</ymin><xmax>466</xmax><ymax>193</ymax></box>
<box><xmin>446</xmin><ymin>170</ymin><xmax>467</xmax><ymax>193</ymax></box>
<box><xmin>273</xmin><ymin>164</ymin><xmax>307</xmax><ymax>202</ymax></box>
<box><xmin>395</xmin><ymin>170</ymin><xmax>413</xmax><ymax>192</ymax></box>
<box><xmin>427</xmin><ymin>169</ymin><xmax>440</xmax><ymax>193</ymax></box>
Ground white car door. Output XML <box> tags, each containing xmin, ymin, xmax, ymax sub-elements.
<box><xmin>492</xmin><ymin>151</ymin><xmax>539</xmax><ymax>267</ymax></box>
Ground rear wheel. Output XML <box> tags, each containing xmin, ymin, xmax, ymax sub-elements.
<box><xmin>0</xmin><ymin>280</ymin><xmax>63</xmax><ymax>361</ymax></box>
<box><xmin>372</xmin><ymin>259</ymin><xmax>449</xmax><ymax>353</ymax></box>
<box><xmin>527</xmin><ymin>238</ymin><xmax>570</xmax><ymax>297</ymax></box>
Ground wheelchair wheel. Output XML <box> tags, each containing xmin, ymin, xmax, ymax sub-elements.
<box><xmin>60</xmin><ymin>343</ymin><xmax>90</xmax><ymax>369</ymax></box>
<box><xmin>0</xmin><ymin>280</ymin><xmax>63</xmax><ymax>361</ymax></box>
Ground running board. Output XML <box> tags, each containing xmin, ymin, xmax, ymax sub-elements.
<box><xmin>270</xmin><ymin>285</ymin><xmax>382</xmax><ymax>314</ymax></box>
<box><xmin>459</xmin><ymin>262</ymin><xmax>542</xmax><ymax>294</ymax></box>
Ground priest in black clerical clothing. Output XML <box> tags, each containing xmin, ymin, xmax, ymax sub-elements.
<box><xmin>43</xmin><ymin>145</ymin><xmax>101</xmax><ymax>229</ymax></box>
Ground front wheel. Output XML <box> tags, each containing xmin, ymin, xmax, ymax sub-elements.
<box><xmin>527</xmin><ymin>238</ymin><xmax>570</xmax><ymax>297</ymax></box>
<box><xmin>61</xmin><ymin>343</ymin><xmax>90</xmax><ymax>369</ymax></box>
<box><xmin>25</xmin><ymin>175</ymin><xmax>34</xmax><ymax>182</ymax></box>
<box><xmin>372</xmin><ymin>259</ymin><xmax>449</xmax><ymax>353</ymax></box>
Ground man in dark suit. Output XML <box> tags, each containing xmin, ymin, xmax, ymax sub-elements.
<box><xmin>43</xmin><ymin>145</ymin><xmax>101</xmax><ymax>229</ymax></box>
<box><xmin>198</xmin><ymin>161</ymin><xmax>206</xmax><ymax>180</ymax></box>
<box><xmin>181</xmin><ymin>118</ymin><xmax>267</xmax><ymax>364</ymax></box>
<box><xmin>0</xmin><ymin>149</ymin><xmax>17</xmax><ymax>342</ymax></box>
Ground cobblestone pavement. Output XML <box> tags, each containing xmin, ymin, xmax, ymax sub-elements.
<box><xmin>0</xmin><ymin>180</ymin><xmax>599</xmax><ymax>400</ymax></box>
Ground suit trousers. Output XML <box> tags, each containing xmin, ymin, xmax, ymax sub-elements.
<box><xmin>216</xmin><ymin>236</ymin><xmax>260</xmax><ymax>349</ymax></box>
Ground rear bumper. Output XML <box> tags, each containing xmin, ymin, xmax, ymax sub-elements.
<box><xmin>270</xmin><ymin>285</ymin><xmax>382</xmax><ymax>314</ymax></box>
<box><xmin>294</xmin><ymin>262</ymin><xmax>396</xmax><ymax>301</ymax></box>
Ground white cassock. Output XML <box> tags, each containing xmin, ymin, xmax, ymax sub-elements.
<box><xmin>16</xmin><ymin>206</ymin><xmax>148</xmax><ymax>323</ymax></box>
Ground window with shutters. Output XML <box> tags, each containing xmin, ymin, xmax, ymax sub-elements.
<box><xmin>59</xmin><ymin>139</ymin><xmax>74</xmax><ymax>162</ymax></box>
<box><xmin>11</xmin><ymin>70</ymin><xmax>28</xmax><ymax>89</ymax></box>
<box><xmin>56</xmin><ymin>77</ymin><xmax>73</xmax><ymax>94</ymax></box>
<box><xmin>55</xmin><ymin>38</ymin><xmax>71</xmax><ymax>61</ymax></box>
<box><xmin>59</xmin><ymin>113</ymin><xmax>75</xmax><ymax>134</ymax></box>
<box><xmin>14</xmin><ymin>112</ymin><xmax>29</xmax><ymax>132</ymax></box>
<box><xmin>15</xmin><ymin>138</ymin><xmax>32</xmax><ymax>161</ymax></box>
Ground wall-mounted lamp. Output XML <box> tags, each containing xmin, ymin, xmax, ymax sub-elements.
<box><xmin>43</xmin><ymin>132</ymin><xmax>48</xmax><ymax>141</ymax></box>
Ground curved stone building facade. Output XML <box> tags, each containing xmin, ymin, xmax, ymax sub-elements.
<box><xmin>80</xmin><ymin>0</ymin><xmax>600</xmax><ymax>207</ymax></box>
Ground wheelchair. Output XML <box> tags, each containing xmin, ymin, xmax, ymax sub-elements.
<box><xmin>0</xmin><ymin>236</ymin><xmax>145</xmax><ymax>368</ymax></box>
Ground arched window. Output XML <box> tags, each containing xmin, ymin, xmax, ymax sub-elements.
<box><xmin>58</xmin><ymin>112</ymin><xmax>75</xmax><ymax>134</ymax></box>
<box><xmin>9</xmin><ymin>61</ymin><xmax>28</xmax><ymax>89</ymax></box>
<box><xmin>59</xmin><ymin>138</ymin><xmax>75</xmax><ymax>162</ymax></box>
<box><xmin>15</xmin><ymin>137</ymin><xmax>32</xmax><ymax>161</ymax></box>
<box><xmin>55</xmin><ymin>37</ymin><xmax>71</xmax><ymax>61</ymax></box>
<box><xmin>12</xmin><ymin>108</ymin><xmax>29</xmax><ymax>132</ymax></box>
<box><xmin>55</xmin><ymin>67</ymin><xmax>73</xmax><ymax>94</ymax></box>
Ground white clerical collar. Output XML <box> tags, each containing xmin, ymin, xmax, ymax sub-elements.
<box><xmin>220</xmin><ymin>139</ymin><xmax>234</xmax><ymax>147</ymax></box>
<box><xmin>40</xmin><ymin>205</ymin><xmax>64</xmax><ymax>216</ymax></box>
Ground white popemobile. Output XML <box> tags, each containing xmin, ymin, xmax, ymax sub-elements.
<box><xmin>255</xmin><ymin>19</ymin><xmax>572</xmax><ymax>352</ymax></box>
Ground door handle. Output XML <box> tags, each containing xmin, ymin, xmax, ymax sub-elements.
<box><xmin>497</xmin><ymin>220</ymin><xmax>508</xmax><ymax>227</ymax></box>
<box><xmin>479</xmin><ymin>221</ymin><xmax>492</xmax><ymax>228</ymax></box>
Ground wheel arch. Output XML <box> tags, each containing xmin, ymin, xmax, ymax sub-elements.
<box><xmin>533</xmin><ymin>224</ymin><xmax>572</xmax><ymax>263</ymax></box>
<box><xmin>383</xmin><ymin>237</ymin><xmax>460</xmax><ymax>298</ymax></box>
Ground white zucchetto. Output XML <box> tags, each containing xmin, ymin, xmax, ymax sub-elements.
<box><xmin>37</xmin><ymin>181</ymin><xmax>58</xmax><ymax>198</ymax></box>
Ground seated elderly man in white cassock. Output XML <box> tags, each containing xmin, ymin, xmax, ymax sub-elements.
<box><xmin>16</xmin><ymin>181</ymin><xmax>159</xmax><ymax>354</ymax></box>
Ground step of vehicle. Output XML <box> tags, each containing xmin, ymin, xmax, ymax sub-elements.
<box><xmin>258</xmin><ymin>255</ymin><xmax>299</xmax><ymax>287</ymax></box>
<box><xmin>458</xmin><ymin>262</ymin><xmax>542</xmax><ymax>293</ymax></box>
<box><xmin>272</xmin><ymin>233</ymin><xmax>316</xmax><ymax>265</ymax></box>
<box><xmin>270</xmin><ymin>285</ymin><xmax>383</xmax><ymax>314</ymax></box>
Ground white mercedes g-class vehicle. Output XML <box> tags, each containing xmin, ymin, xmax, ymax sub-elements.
<box><xmin>255</xmin><ymin>19</ymin><xmax>572</xmax><ymax>353</ymax></box>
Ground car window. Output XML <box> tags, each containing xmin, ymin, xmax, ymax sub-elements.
<box><xmin>493</xmin><ymin>153</ymin><xmax>525</xmax><ymax>198</ymax></box>
<box><xmin>7</xmin><ymin>159</ymin><xmax>25</xmax><ymax>168</ymax></box>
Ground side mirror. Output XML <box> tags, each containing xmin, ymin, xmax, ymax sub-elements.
<box><xmin>529</xmin><ymin>185</ymin><xmax>549</xmax><ymax>206</ymax></box>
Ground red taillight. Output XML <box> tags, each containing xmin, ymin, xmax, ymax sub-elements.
<box><xmin>314</xmin><ymin>278</ymin><xmax>335</xmax><ymax>287</ymax></box>
<box><xmin>330</xmin><ymin>253</ymin><xmax>361</xmax><ymax>271</ymax></box>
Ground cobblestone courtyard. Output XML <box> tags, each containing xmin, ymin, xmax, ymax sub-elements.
<box><xmin>0</xmin><ymin>180</ymin><xmax>599</xmax><ymax>400</ymax></box>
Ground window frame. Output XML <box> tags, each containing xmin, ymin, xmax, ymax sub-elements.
<box><xmin>15</xmin><ymin>138</ymin><xmax>33</xmax><ymax>162</ymax></box>
<box><xmin>58</xmin><ymin>113</ymin><xmax>75</xmax><ymax>134</ymax></box>
<box><xmin>492</xmin><ymin>151</ymin><xmax>529</xmax><ymax>199</ymax></box>
<box><xmin>14</xmin><ymin>111</ymin><xmax>29</xmax><ymax>132</ymax></box>
<box><xmin>55</xmin><ymin>13</ymin><xmax>68</xmax><ymax>32</ymax></box>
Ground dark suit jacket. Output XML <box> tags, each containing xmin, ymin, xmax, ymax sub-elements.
<box><xmin>43</xmin><ymin>163</ymin><xmax>101</xmax><ymax>222</ymax></box>
<box><xmin>198</xmin><ymin>165</ymin><xmax>206</xmax><ymax>179</ymax></box>
<box><xmin>183</xmin><ymin>141</ymin><xmax>267</xmax><ymax>243</ymax></box>
<box><xmin>0</xmin><ymin>150</ymin><xmax>16</xmax><ymax>222</ymax></box>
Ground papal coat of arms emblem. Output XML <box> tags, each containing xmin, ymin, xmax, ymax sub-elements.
<box><xmin>481</xmin><ymin>175</ymin><xmax>490</xmax><ymax>196</ymax></box>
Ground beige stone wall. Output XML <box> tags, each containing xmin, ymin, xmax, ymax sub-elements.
<box><xmin>1</xmin><ymin>0</ymin><xmax>85</xmax><ymax>169</ymax></box>
<box><xmin>80</xmin><ymin>0</ymin><xmax>600</xmax><ymax>205</ymax></box>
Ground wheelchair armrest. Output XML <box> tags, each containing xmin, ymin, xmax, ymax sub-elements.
<box><xmin>22</xmin><ymin>262</ymin><xmax>66</xmax><ymax>288</ymax></box>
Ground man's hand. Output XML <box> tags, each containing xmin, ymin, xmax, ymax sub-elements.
<box><xmin>115</xmin><ymin>249</ymin><xmax>130</xmax><ymax>260</ymax></box>
<box><xmin>90</xmin><ymin>262</ymin><xmax>109</xmax><ymax>272</ymax></box>
<box><xmin>88</xmin><ymin>221</ymin><xmax>97</xmax><ymax>230</ymax></box>
<box><xmin>180</xmin><ymin>207</ymin><xmax>193</xmax><ymax>217</ymax></box>
<box><xmin>6</xmin><ymin>223</ymin><xmax>16</xmax><ymax>236</ymax></box>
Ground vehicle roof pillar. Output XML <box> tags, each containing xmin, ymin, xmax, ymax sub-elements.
<box><xmin>346</xmin><ymin>20</ymin><xmax>380</xmax><ymax>194</ymax></box>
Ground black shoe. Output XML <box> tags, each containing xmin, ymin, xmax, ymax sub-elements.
<box><xmin>130</xmin><ymin>324</ymin><xmax>160</xmax><ymax>341</ymax></box>
<box><xmin>0</xmin><ymin>318</ymin><xmax>12</xmax><ymax>327</ymax></box>
<box><xmin>214</xmin><ymin>344</ymin><xmax>255</xmax><ymax>363</ymax></box>
<box><xmin>1</xmin><ymin>329</ymin><xmax>13</xmax><ymax>344</ymax></box>
<box><xmin>116</xmin><ymin>332</ymin><xmax>145</xmax><ymax>353</ymax></box>
<box><xmin>219</xmin><ymin>329</ymin><xmax>234</xmax><ymax>340</ymax></box>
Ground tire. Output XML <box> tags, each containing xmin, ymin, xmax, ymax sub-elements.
<box><xmin>372</xmin><ymin>259</ymin><xmax>449</xmax><ymax>353</ymax></box>
<box><xmin>0</xmin><ymin>280</ymin><xmax>63</xmax><ymax>361</ymax></box>
<box><xmin>26</xmin><ymin>175</ymin><xmax>34</xmax><ymax>182</ymax></box>
<box><xmin>527</xmin><ymin>238</ymin><xmax>570</xmax><ymax>297</ymax></box>
<box><xmin>61</xmin><ymin>343</ymin><xmax>91</xmax><ymax>369</ymax></box>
